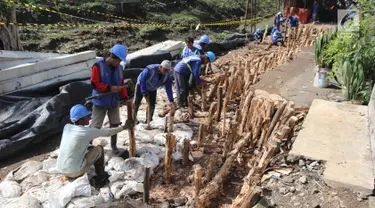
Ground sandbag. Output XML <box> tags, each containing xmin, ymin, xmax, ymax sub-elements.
<box><xmin>0</xmin><ymin>195</ymin><xmax>42</xmax><ymax>208</ymax></box>
<box><xmin>224</xmin><ymin>33</ymin><xmax>250</xmax><ymax>41</ymax></box>
<box><xmin>127</xmin><ymin>52</ymin><xmax>172</xmax><ymax>69</ymax></box>
<box><xmin>219</xmin><ymin>38</ymin><xmax>248</xmax><ymax>51</ymax></box>
<box><xmin>0</xmin><ymin>81</ymin><xmax>92</xmax><ymax>160</ymax></box>
<box><xmin>13</xmin><ymin>161</ymin><xmax>42</xmax><ymax>182</ymax></box>
<box><xmin>0</xmin><ymin>180</ymin><xmax>21</xmax><ymax>198</ymax></box>
<box><xmin>207</xmin><ymin>42</ymin><xmax>221</xmax><ymax>54</ymax></box>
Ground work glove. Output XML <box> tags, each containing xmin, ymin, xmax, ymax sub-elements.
<box><xmin>122</xmin><ymin>119</ymin><xmax>135</xmax><ymax>130</ymax></box>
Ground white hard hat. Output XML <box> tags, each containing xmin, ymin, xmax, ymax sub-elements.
<box><xmin>161</xmin><ymin>60</ymin><xmax>172</xmax><ymax>70</ymax></box>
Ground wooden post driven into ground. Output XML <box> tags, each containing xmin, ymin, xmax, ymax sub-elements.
<box><xmin>164</xmin><ymin>134</ymin><xmax>176</xmax><ymax>184</ymax></box>
<box><xmin>195</xmin><ymin>165</ymin><xmax>203</xmax><ymax>197</ymax></box>
<box><xmin>183</xmin><ymin>139</ymin><xmax>190</xmax><ymax>166</ymax></box>
<box><xmin>126</xmin><ymin>100</ymin><xmax>136</xmax><ymax>157</ymax></box>
<box><xmin>143</xmin><ymin>167</ymin><xmax>150</xmax><ymax>204</ymax></box>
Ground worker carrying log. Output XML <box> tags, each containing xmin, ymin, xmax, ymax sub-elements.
<box><xmin>181</xmin><ymin>37</ymin><xmax>199</xmax><ymax>58</ymax></box>
<box><xmin>194</xmin><ymin>35</ymin><xmax>211</xmax><ymax>55</ymax></box>
<box><xmin>174</xmin><ymin>52</ymin><xmax>216</xmax><ymax>108</ymax></box>
<box><xmin>56</xmin><ymin>104</ymin><xmax>134</xmax><ymax>186</ymax></box>
<box><xmin>133</xmin><ymin>60</ymin><xmax>175</xmax><ymax>123</ymax></box>
<box><xmin>90</xmin><ymin>44</ymin><xmax>129</xmax><ymax>156</ymax></box>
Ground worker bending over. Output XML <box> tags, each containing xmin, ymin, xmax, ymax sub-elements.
<box><xmin>181</xmin><ymin>37</ymin><xmax>199</xmax><ymax>58</ymax></box>
<box><xmin>254</xmin><ymin>29</ymin><xmax>264</xmax><ymax>43</ymax></box>
<box><xmin>174</xmin><ymin>52</ymin><xmax>216</xmax><ymax>108</ymax></box>
<box><xmin>272</xmin><ymin>25</ymin><xmax>285</xmax><ymax>46</ymax></box>
<box><xmin>134</xmin><ymin>60</ymin><xmax>175</xmax><ymax>123</ymax></box>
<box><xmin>90</xmin><ymin>44</ymin><xmax>128</xmax><ymax>155</ymax></box>
<box><xmin>56</xmin><ymin>104</ymin><xmax>134</xmax><ymax>183</ymax></box>
<box><xmin>194</xmin><ymin>35</ymin><xmax>210</xmax><ymax>55</ymax></box>
<box><xmin>274</xmin><ymin>12</ymin><xmax>285</xmax><ymax>26</ymax></box>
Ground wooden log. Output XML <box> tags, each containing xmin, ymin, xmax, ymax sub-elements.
<box><xmin>164</xmin><ymin>134</ymin><xmax>176</xmax><ymax>184</ymax></box>
<box><xmin>216</xmin><ymin>87</ymin><xmax>223</xmax><ymax>122</ymax></box>
<box><xmin>143</xmin><ymin>166</ymin><xmax>150</xmax><ymax>204</ymax></box>
<box><xmin>206</xmin><ymin>153</ymin><xmax>218</xmax><ymax>183</ymax></box>
<box><xmin>195</xmin><ymin>164</ymin><xmax>203</xmax><ymax>197</ymax></box>
<box><xmin>164</xmin><ymin>116</ymin><xmax>168</xmax><ymax>133</ymax></box>
<box><xmin>262</xmin><ymin>25</ymin><xmax>268</xmax><ymax>43</ymax></box>
<box><xmin>201</xmin><ymin>85</ymin><xmax>206</xmax><ymax>111</ymax></box>
<box><xmin>169</xmin><ymin>107</ymin><xmax>175</xmax><ymax>132</ymax></box>
<box><xmin>208</xmin><ymin>77</ymin><xmax>221</xmax><ymax>102</ymax></box>
<box><xmin>126</xmin><ymin>100</ymin><xmax>136</xmax><ymax>157</ymax></box>
<box><xmin>188</xmin><ymin>95</ymin><xmax>194</xmax><ymax>119</ymax></box>
<box><xmin>197</xmin><ymin>133</ymin><xmax>251</xmax><ymax>207</ymax></box>
<box><xmin>232</xmin><ymin>186</ymin><xmax>262</xmax><ymax>208</ymax></box>
<box><xmin>198</xmin><ymin>124</ymin><xmax>205</xmax><ymax>147</ymax></box>
<box><xmin>183</xmin><ymin>139</ymin><xmax>190</xmax><ymax>166</ymax></box>
<box><xmin>222</xmin><ymin>96</ymin><xmax>229</xmax><ymax>136</ymax></box>
<box><xmin>265</xmin><ymin>101</ymin><xmax>287</xmax><ymax>139</ymax></box>
<box><xmin>223</xmin><ymin>122</ymin><xmax>238</xmax><ymax>159</ymax></box>
<box><xmin>257</xmin><ymin>100</ymin><xmax>275</xmax><ymax>148</ymax></box>
<box><xmin>207</xmin><ymin>102</ymin><xmax>218</xmax><ymax>132</ymax></box>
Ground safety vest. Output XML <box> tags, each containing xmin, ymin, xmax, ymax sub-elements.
<box><xmin>272</xmin><ymin>31</ymin><xmax>283</xmax><ymax>43</ymax></box>
<box><xmin>92</xmin><ymin>58</ymin><xmax>123</xmax><ymax>109</ymax></box>
<box><xmin>145</xmin><ymin>64</ymin><xmax>168</xmax><ymax>91</ymax></box>
<box><xmin>182</xmin><ymin>46</ymin><xmax>199</xmax><ymax>58</ymax></box>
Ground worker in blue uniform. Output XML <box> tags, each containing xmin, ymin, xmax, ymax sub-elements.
<box><xmin>181</xmin><ymin>37</ymin><xmax>199</xmax><ymax>58</ymax></box>
<box><xmin>272</xmin><ymin>25</ymin><xmax>285</xmax><ymax>46</ymax></box>
<box><xmin>254</xmin><ymin>28</ymin><xmax>264</xmax><ymax>42</ymax></box>
<box><xmin>286</xmin><ymin>14</ymin><xmax>299</xmax><ymax>29</ymax></box>
<box><xmin>133</xmin><ymin>60</ymin><xmax>175</xmax><ymax>123</ymax></box>
<box><xmin>194</xmin><ymin>35</ymin><xmax>210</xmax><ymax>55</ymax></box>
<box><xmin>174</xmin><ymin>52</ymin><xmax>216</xmax><ymax>108</ymax></box>
<box><xmin>274</xmin><ymin>12</ymin><xmax>285</xmax><ymax>26</ymax></box>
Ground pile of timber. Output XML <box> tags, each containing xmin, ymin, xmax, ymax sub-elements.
<box><xmin>192</xmin><ymin>26</ymin><xmax>316</xmax><ymax>207</ymax></box>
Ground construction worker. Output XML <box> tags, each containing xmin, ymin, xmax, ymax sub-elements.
<box><xmin>274</xmin><ymin>12</ymin><xmax>285</xmax><ymax>26</ymax></box>
<box><xmin>286</xmin><ymin>13</ymin><xmax>299</xmax><ymax>29</ymax></box>
<box><xmin>133</xmin><ymin>60</ymin><xmax>175</xmax><ymax>123</ymax></box>
<box><xmin>272</xmin><ymin>25</ymin><xmax>285</xmax><ymax>46</ymax></box>
<box><xmin>181</xmin><ymin>37</ymin><xmax>199</xmax><ymax>58</ymax></box>
<box><xmin>174</xmin><ymin>52</ymin><xmax>216</xmax><ymax>108</ymax></box>
<box><xmin>90</xmin><ymin>44</ymin><xmax>128</xmax><ymax>156</ymax></box>
<box><xmin>254</xmin><ymin>28</ymin><xmax>264</xmax><ymax>42</ymax></box>
<box><xmin>194</xmin><ymin>35</ymin><xmax>210</xmax><ymax>55</ymax></box>
<box><xmin>312</xmin><ymin>0</ymin><xmax>320</xmax><ymax>22</ymax></box>
<box><xmin>56</xmin><ymin>104</ymin><xmax>134</xmax><ymax>183</ymax></box>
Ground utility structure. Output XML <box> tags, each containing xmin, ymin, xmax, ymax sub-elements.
<box><xmin>244</xmin><ymin>0</ymin><xmax>257</xmax><ymax>33</ymax></box>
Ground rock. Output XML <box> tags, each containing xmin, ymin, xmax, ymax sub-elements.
<box><xmin>310</xmin><ymin>161</ymin><xmax>319</xmax><ymax>168</ymax></box>
<box><xmin>311</xmin><ymin>199</ymin><xmax>321</xmax><ymax>207</ymax></box>
<box><xmin>173</xmin><ymin>197</ymin><xmax>188</xmax><ymax>206</ymax></box>
<box><xmin>299</xmin><ymin>176</ymin><xmax>307</xmax><ymax>184</ymax></box>
<box><xmin>252</xmin><ymin>197</ymin><xmax>271</xmax><ymax>208</ymax></box>
<box><xmin>298</xmin><ymin>159</ymin><xmax>305</xmax><ymax>167</ymax></box>
<box><xmin>291</xmin><ymin>195</ymin><xmax>297</xmax><ymax>201</ymax></box>
<box><xmin>357</xmin><ymin>192</ymin><xmax>368</xmax><ymax>200</ymax></box>
<box><xmin>294</xmin><ymin>202</ymin><xmax>300</xmax><ymax>206</ymax></box>
<box><xmin>299</xmin><ymin>192</ymin><xmax>305</xmax><ymax>197</ymax></box>
<box><xmin>92</xmin><ymin>138</ymin><xmax>108</xmax><ymax>147</ymax></box>
<box><xmin>283</xmin><ymin>176</ymin><xmax>295</xmax><ymax>183</ymax></box>
<box><xmin>279</xmin><ymin>187</ymin><xmax>289</xmax><ymax>195</ymax></box>
<box><xmin>13</xmin><ymin>161</ymin><xmax>43</xmax><ymax>182</ymax></box>
<box><xmin>289</xmin><ymin>186</ymin><xmax>296</xmax><ymax>193</ymax></box>
<box><xmin>286</xmin><ymin>155</ymin><xmax>297</xmax><ymax>163</ymax></box>
<box><xmin>160</xmin><ymin>201</ymin><xmax>170</xmax><ymax>208</ymax></box>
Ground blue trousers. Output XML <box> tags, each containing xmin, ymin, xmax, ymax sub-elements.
<box><xmin>174</xmin><ymin>71</ymin><xmax>190</xmax><ymax>108</ymax></box>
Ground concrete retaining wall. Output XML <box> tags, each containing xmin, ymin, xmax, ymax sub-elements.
<box><xmin>368</xmin><ymin>85</ymin><xmax>375</xmax><ymax>174</ymax></box>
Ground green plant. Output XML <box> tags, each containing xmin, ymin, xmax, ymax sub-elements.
<box><xmin>314</xmin><ymin>30</ymin><xmax>335</xmax><ymax>68</ymax></box>
<box><xmin>342</xmin><ymin>58</ymin><xmax>366</xmax><ymax>100</ymax></box>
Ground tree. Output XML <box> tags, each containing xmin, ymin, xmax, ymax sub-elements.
<box><xmin>0</xmin><ymin>0</ymin><xmax>22</xmax><ymax>50</ymax></box>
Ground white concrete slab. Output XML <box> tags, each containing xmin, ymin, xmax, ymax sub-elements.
<box><xmin>0</xmin><ymin>58</ymin><xmax>46</xmax><ymax>70</ymax></box>
<box><xmin>125</xmin><ymin>40</ymin><xmax>184</xmax><ymax>62</ymax></box>
<box><xmin>0</xmin><ymin>51</ymin><xmax>96</xmax><ymax>82</ymax></box>
<box><xmin>0</xmin><ymin>50</ymin><xmax>61</xmax><ymax>59</ymax></box>
<box><xmin>290</xmin><ymin>99</ymin><xmax>374</xmax><ymax>194</ymax></box>
<box><xmin>0</xmin><ymin>59</ymin><xmax>95</xmax><ymax>95</ymax></box>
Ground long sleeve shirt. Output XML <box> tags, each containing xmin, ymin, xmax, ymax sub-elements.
<box><xmin>56</xmin><ymin>124</ymin><xmax>123</xmax><ymax>175</ymax></box>
<box><xmin>181</xmin><ymin>46</ymin><xmax>199</xmax><ymax>58</ymax></box>
<box><xmin>174</xmin><ymin>56</ymin><xmax>203</xmax><ymax>85</ymax></box>
<box><xmin>137</xmin><ymin>65</ymin><xmax>174</xmax><ymax>102</ymax></box>
<box><xmin>91</xmin><ymin>65</ymin><xmax>128</xmax><ymax>98</ymax></box>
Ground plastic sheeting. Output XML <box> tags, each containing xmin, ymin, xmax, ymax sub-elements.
<box><xmin>0</xmin><ymin>81</ymin><xmax>92</xmax><ymax>160</ymax></box>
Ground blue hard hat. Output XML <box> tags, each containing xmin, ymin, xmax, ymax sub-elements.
<box><xmin>199</xmin><ymin>35</ymin><xmax>210</xmax><ymax>44</ymax></box>
<box><xmin>206</xmin><ymin>51</ymin><xmax>216</xmax><ymax>63</ymax></box>
<box><xmin>256</xmin><ymin>29</ymin><xmax>263</xmax><ymax>34</ymax></box>
<box><xmin>110</xmin><ymin>44</ymin><xmax>127</xmax><ymax>62</ymax></box>
<box><xmin>70</xmin><ymin>104</ymin><xmax>91</xmax><ymax>121</ymax></box>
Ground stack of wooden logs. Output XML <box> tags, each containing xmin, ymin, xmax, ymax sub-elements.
<box><xmin>192</xmin><ymin>26</ymin><xmax>315</xmax><ymax>207</ymax></box>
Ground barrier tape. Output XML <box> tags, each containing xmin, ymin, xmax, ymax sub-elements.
<box><xmin>44</xmin><ymin>0</ymin><xmax>152</xmax><ymax>24</ymax></box>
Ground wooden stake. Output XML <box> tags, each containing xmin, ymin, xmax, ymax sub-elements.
<box><xmin>195</xmin><ymin>164</ymin><xmax>203</xmax><ymax>197</ymax></box>
<box><xmin>208</xmin><ymin>77</ymin><xmax>221</xmax><ymax>102</ymax></box>
<box><xmin>126</xmin><ymin>100</ymin><xmax>136</xmax><ymax>157</ymax></box>
<box><xmin>216</xmin><ymin>86</ymin><xmax>223</xmax><ymax>122</ymax></box>
<box><xmin>164</xmin><ymin>134</ymin><xmax>175</xmax><ymax>184</ymax></box>
<box><xmin>183</xmin><ymin>139</ymin><xmax>190</xmax><ymax>166</ymax></box>
<box><xmin>188</xmin><ymin>95</ymin><xmax>194</xmax><ymax>119</ymax></box>
<box><xmin>265</xmin><ymin>100</ymin><xmax>287</xmax><ymax>139</ymax></box>
<box><xmin>201</xmin><ymin>85</ymin><xmax>206</xmax><ymax>111</ymax></box>
<box><xmin>198</xmin><ymin>124</ymin><xmax>205</xmax><ymax>147</ymax></box>
<box><xmin>169</xmin><ymin>107</ymin><xmax>175</xmax><ymax>132</ymax></box>
<box><xmin>143</xmin><ymin>166</ymin><xmax>150</xmax><ymax>204</ymax></box>
<box><xmin>223</xmin><ymin>122</ymin><xmax>238</xmax><ymax>159</ymax></box>
<box><xmin>262</xmin><ymin>25</ymin><xmax>268</xmax><ymax>43</ymax></box>
<box><xmin>206</xmin><ymin>153</ymin><xmax>218</xmax><ymax>183</ymax></box>
<box><xmin>164</xmin><ymin>116</ymin><xmax>168</xmax><ymax>133</ymax></box>
<box><xmin>146</xmin><ymin>100</ymin><xmax>151</xmax><ymax>130</ymax></box>
<box><xmin>207</xmin><ymin>102</ymin><xmax>217</xmax><ymax>132</ymax></box>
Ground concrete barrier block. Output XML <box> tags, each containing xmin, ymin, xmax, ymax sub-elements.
<box><xmin>0</xmin><ymin>59</ymin><xmax>95</xmax><ymax>95</ymax></box>
<box><xmin>0</xmin><ymin>50</ymin><xmax>61</xmax><ymax>59</ymax></box>
<box><xmin>0</xmin><ymin>58</ymin><xmax>44</xmax><ymax>70</ymax></box>
<box><xmin>0</xmin><ymin>51</ymin><xmax>96</xmax><ymax>82</ymax></box>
